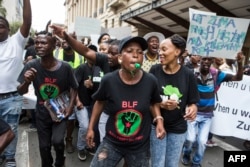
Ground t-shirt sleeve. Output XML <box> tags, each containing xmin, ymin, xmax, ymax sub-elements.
<box><xmin>95</xmin><ymin>52</ymin><xmax>110</xmax><ymax>73</ymax></box>
<box><xmin>149</xmin><ymin>73</ymin><xmax>162</xmax><ymax>104</ymax></box>
<box><xmin>0</xmin><ymin>119</ymin><xmax>10</xmax><ymax>135</ymax></box>
<box><xmin>91</xmin><ymin>74</ymin><xmax>109</xmax><ymax>101</ymax></box>
<box><xmin>74</xmin><ymin>64</ymin><xmax>85</xmax><ymax>83</ymax></box>
<box><xmin>217</xmin><ymin>71</ymin><xmax>233</xmax><ymax>84</ymax></box>
<box><xmin>17</xmin><ymin>60</ymin><xmax>33</xmax><ymax>84</ymax></box>
<box><xmin>67</xmin><ymin>65</ymin><xmax>79</xmax><ymax>89</ymax></box>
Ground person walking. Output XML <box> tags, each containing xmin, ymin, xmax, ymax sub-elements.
<box><xmin>182</xmin><ymin>52</ymin><xmax>245</xmax><ymax>167</ymax></box>
<box><xmin>86</xmin><ymin>36</ymin><xmax>165</xmax><ymax>167</ymax></box>
<box><xmin>149</xmin><ymin>34</ymin><xmax>199</xmax><ymax>167</ymax></box>
<box><xmin>17</xmin><ymin>31</ymin><xmax>78</xmax><ymax>167</ymax></box>
<box><xmin>0</xmin><ymin>0</ymin><xmax>32</xmax><ymax>166</ymax></box>
<box><xmin>74</xmin><ymin>57</ymin><xmax>104</xmax><ymax>160</ymax></box>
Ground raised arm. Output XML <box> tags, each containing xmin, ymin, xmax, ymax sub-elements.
<box><xmin>50</xmin><ymin>25</ymin><xmax>97</xmax><ymax>62</ymax></box>
<box><xmin>231</xmin><ymin>51</ymin><xmax>244</xmax><ymax>81</ymax></box>
<box><xmin>20</xmin><ymin>0</ymin><xmax>32</xmax><ymax>37</ymax></box>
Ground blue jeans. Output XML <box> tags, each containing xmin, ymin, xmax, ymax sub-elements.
<box><xmin>150</xmin><ymin>125</ymin><xmax>186</xmax><ymax>167</ymax></box>
<box><xmin>182</xmin><ymin>114</ymin><xmax>212</xmax><ymax>165</ymax></box>
<box><xmin>98</xmin><ymin>112</ymin><xmax>109</xmax><ymax>142</ymax></box>
<box><xmin>0</xmin><ymin>93</ymin><xmax>22</xmax><ymax>160</ymax></box>
<box><xmin>90</xmin><ymin>140</ymin><xmax>150</xmax><ymax>167</ymax></box>
<box><xmin>75</xmin><ymin>106</ymin><xmax>89</xmax><ymax>151</ymax></box>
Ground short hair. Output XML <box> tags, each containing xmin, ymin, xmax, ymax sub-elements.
<box><xmin>0</xmin><ymin>16</ymin><xmax>9</xmax><ymax>28</ymax></box>
<box><xmin>88</xmin><ymin>44</ymin><xmax>97</xmax><ymax>52</ymax></box>
<box><xmin>97</xmin><ymin>33</ymin><xmax>110</xmax><ymax>44</ymax></box>
<box><xmin>35</xmin><ymin>31</ymin><xmax>56</xmax><ymax>45</ymax></box>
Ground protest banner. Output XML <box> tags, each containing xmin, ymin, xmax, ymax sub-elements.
<box><xmin>187</xmin><ymin>9</ymin><xmax>250</xmax><ymax>59</ymax></box>
<box><xmin>211</xmin><ymin>75</ymin><xmax>250</xmax><ymax>140</ymax></box>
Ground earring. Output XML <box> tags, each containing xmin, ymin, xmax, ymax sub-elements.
<box><xmin>118</xmin><ymin>59</ymin><xmax>122</xmax><ymax>64</ymax></box>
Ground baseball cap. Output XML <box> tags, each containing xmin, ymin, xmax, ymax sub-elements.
<box><xmin>118</xmin><ymin>36</ymin><xmax>148</xmax><ymax>53</ymax></box>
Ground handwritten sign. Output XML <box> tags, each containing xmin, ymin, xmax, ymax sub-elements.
<box><xmin>187</xmin><ymin>9</ymin><xmax>250</xmax><ymax>59</ymax></box>
<box><xmin>211</xmin><ymin>75</ymin><xmax>250</xmax><ymax>140</ymax></box>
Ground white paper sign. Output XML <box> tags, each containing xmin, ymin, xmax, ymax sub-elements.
<box><xmin>74</xmin><ymin>17</ymin><xmax>101</xmax><ymax>37</ymax></box>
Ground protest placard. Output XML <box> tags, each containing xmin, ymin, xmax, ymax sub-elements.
<box><xmin>187</xmin><ymin>9</ymin><xmax>250</xmax><ymax>59</ymax></box>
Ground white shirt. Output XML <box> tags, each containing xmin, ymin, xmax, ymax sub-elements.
<box><xmin>0</xmin><ymin>30</ymin><xmax>27</xmax><ymax>93</ymax></box>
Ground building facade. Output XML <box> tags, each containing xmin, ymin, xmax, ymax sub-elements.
<box><xmin>64</xmin><ymin>0</ymin><xmax>152</xmax><ymax>37</ymax></box>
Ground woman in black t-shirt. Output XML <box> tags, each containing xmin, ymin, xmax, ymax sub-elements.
<box><xmin>149</xmin><ymin>34</ymin><xmax>199</xmax><ymax>167</ymax></box>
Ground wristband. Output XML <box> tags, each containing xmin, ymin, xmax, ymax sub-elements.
<box><xmin>153</xmin><ymin>116</ymin><xmax>164</xmax><ymax>124</ymax></box>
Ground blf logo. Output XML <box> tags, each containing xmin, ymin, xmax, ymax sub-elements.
<box><xmin>224</xmin><ymin>151</ymin><xmax>250</xmax><ymax>167</ymax></box>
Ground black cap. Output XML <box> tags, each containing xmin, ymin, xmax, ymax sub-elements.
<box><xmin>118</xmin><ymin>36</ymin><xmax>148</xmax><ymax>53</ymax></box>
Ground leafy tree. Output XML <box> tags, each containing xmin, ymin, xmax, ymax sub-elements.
<box><xmin>9</xmin><ymin>21</ymin><xmax>36</xmax><ymax>37</ymax></box>
<box><xmin>9</xmin><ymin>21</ymin><xmax>22</xmax><ymax>36</ymax></box>
<box><xmin>0</xmin><ymin>0</ymin><xmax>7</xmax><ymax>17</ymax></box>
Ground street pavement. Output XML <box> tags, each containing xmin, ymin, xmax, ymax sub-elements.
<box><xmin>14</xmin><ymin>123</ymin><xmax>246</xmax><ymax>167</ymax></box>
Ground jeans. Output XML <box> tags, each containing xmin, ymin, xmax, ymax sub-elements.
<box><xmin>98</xmin><ymin>112</ymin><xmax>109</xmax><ymax>142</ymax></box>
<box><xmin>90</xmin><ymin>140</ymin><xmax>150</xmax><ymax>167</ymax></box>
<box><xmin>0</xmin><ymin>93</ymin><xmax>22</xmax><ymax>160</ymax></box>
<box><xmin>182</xmin><ymin>114</ymin><xmax>212</xmax><ymax>165</ymax></box>
<box><xmin>150</xmin><ymin>125</ymin><xmax>186</xmax><ymax>167</ymax></box>
<box><xmin>75</xmin><ymin>106</ymin><xmax>89</xmax><ymax>151</ymax></box>
<box><xmin>36</xmin><ymin>105</ymin><xmax>67</xmax><ymax>167</ymax></box>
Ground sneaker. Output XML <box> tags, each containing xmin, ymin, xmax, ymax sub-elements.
<box><xmin>65</xmin><ymin>137</ymin><xmax>74</xmax><ymax>153</ymax></box>
<box><xmin>78</xmin><ymin>149</ymin><xmax>87</xmax><ymax>161</ymax></box>
<box><xmin>181</xmin><ymin>154</ymin><xmax>190</xmax><ymax>166</ymax></box>
<box><xmin>86</xmin><ymin>147</ymin><xmax>96</xmax><ymax>156</ymax></box>
<box><xmin>5</xmin><ymin>158</ymin><xmax>16</xmax><ymax>167</ymax></box>
<box><xmin>191</xmin><ymin>163</ymin><xmax>201</xmax><ymax>167</ymax></box>
<box><xmin>206</xmin><ymin>140</ymin><xmax>218</xmax><ymax>147</ymax></box>
<box><xmin>29</xmin><ymin>124</ymin><xmax>37</xmax><ymax>131</ymax></box>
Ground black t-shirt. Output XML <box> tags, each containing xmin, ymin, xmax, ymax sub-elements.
<box><xmin>92</xmin><ymin>70</ymin><xmax>162</xmax><ymax>153</ymax></box>
<box><xmin>150</xmin><ymin>64</ymin><xmax>199</xmax><ymax>133</ymax></box>
<box><xmin>18</xmin><ymin>59</ymin><xmax>79</xmax><ymax>106</ymax></box>
<box><xmin>95</xmin><ymin>52</ymin><xmax>119</xmax><ymax>74</ymax></box>
<box><xmin>0</xmin><ymin>119</ymin><xmax>10</xmax><ymax>135</ymax></box>
<box><xmin>75</xmin><ymin>63</ymin><xmax>103</xmax><ymax>106</ymax></box>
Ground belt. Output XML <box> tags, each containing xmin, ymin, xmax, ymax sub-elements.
<box><xmin>0</xmin><ymin>91</ymin><xmax>19</xmax><ymax>100</ymax></box>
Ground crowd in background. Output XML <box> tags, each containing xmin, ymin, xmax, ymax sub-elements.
<box><xmin>0</xmin><ymin>1</ymin><xmax>249</xmax><ymax>167</ymax></box>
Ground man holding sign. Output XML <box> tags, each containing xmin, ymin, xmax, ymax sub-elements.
<box><xmin>182</xmin><ymin>52</ymin><xmax>244</xmax><ymax>167</ymax></box>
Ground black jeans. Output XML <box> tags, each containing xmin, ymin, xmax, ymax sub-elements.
<box><xmin>36</xmin><ymin>105</ymin><xmax>67</xmax><ymax>167</ymax></box>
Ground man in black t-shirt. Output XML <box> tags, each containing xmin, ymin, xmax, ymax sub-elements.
<box><xmin>17</xmin><ymin>31</ymin><xmax>78</xmax><ymax>167</ymax></box>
